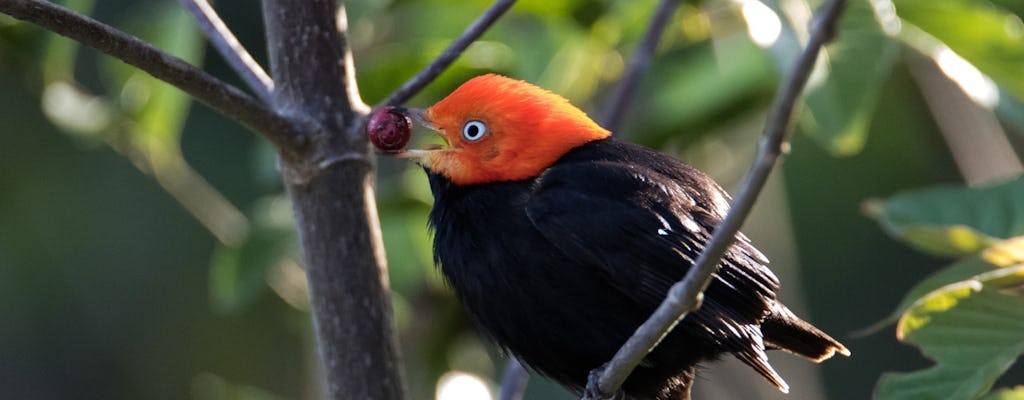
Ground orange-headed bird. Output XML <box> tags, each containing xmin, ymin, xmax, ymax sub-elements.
<box><xmin>396</xmin><ymin>74</ymin><xmax>848</xmax><ymax>400</ymax></box>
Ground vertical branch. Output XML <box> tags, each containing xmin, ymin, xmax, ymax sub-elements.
<box><xmin>582</xmin><ymin>0</ymin><xmax>849</xmax><ymax>398</ymax></box>
<box><xmin>262</xmin><ymin>0</ymin><xmax>365</xmax><ymax>128</ymax></box>
<box><xmin>180</xmin><ymin>0</ymin><xmax>274</xmax><ymax>102</ymax></box>
<box><xmin>601</xmin><ymin>0</ymin><xmax>681</xmax><ymax>133</ymax></box>
<box><xmin>262</xmin><ymin>1</ymin><xmax>404</xmax><ymax>400</ymax></box>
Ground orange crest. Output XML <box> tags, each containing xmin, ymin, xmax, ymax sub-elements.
<box><xmin>422</xmin><ymin>74</ymin><xmax>610</xmax><ymax>185</ymax></box>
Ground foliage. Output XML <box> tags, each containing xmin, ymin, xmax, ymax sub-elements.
<box><xmin>868</xmin><ymin>182</ymin><xmax>1024</xmax><ymax>399</ymax></box>
<box><xmin>2</xmin><ymin>0</ymin><xmax>1024</xmax><ymax>399</ymax></box>
<box><xmin>866</xmin><ymin>177</ymin><xmax>1024</xmax><ymax>257</ymax></box>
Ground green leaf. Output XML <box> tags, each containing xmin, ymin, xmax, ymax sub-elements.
<box><xmin>983</xmin><ymin>386</ymin><xmax>1024</xmax><ymax>400</ymax></box>
<box><xmin>894</xmin><ymin>0</ymin><xmax>1024</xmax><ymax>101</ymax></box>
<box><xmin>97</xmin><ymin>5</ymin><xmax>203</xmax><ymax>156</ymax></box>
<box><xmin>875</xmin><ymin>277</ymin><xmax>1024</xmax><ymax>400</ymax></box>
<box><xmin>859</xmin><ymin>237</ymin><xmax>1024</xmax><ymax>335</ymax></box>
<box><xmin>131</xmin><ymin>7</ymin><xmax>203</xmax><ymax>150</ymax></box>
<box><xmin>799</xmin><ymin>0</ymin><xmax>900</xmax><ymax>156</ymax></box>
<box><xmin>643</xmin><ymin>33</ymin><xmax>774</xmax><ymax>144</ymax></box>
<box><xmin>866</xmin><ymin>176</ymin><xmax>1024</xmax><ymax>257</ymax></box>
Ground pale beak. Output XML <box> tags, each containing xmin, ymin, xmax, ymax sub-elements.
<box><xmin>392</xmin><ymin>107</ymin><xmax>443</xmax><ymax>167</ymax></box>
<box><xmin>396</xmin><ymin>107</ymin><xmax>438</xmax><ymax>131</ymax></box>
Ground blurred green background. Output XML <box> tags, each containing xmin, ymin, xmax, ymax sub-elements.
<box><xmin>2</xmin><ymin>0</ymin><xmax>1023</xmax><ymax>399</ymax></box>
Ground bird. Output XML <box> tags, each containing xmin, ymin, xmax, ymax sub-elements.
<box><xmin>394</xmin><ymin>74</ymin><xmax>849</xmax><ymax>400</ymax></box>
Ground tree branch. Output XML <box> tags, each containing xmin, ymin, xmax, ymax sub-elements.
<box><xmin>601</xmin><ymin>0</ymin><xmax>680</xmax><ymax>133</ymax></box>
<box><xmin>582</xmin><ymin>1</ymin><xmax>848</xmax><ymax>398</ymax></box>
<box><xmin>179</xmin><ymin>0</ymin><xmax>274</xmax><ymax>103</ymax></box>
<box><xmin>499</xmin><ymin>359</ymin><xmax>529</xmax><ymax>400</ymax></box>
<box><xmin>262</xmin><ymin>0</ymin><xmax>366</xmax><ymax>142</ymax></box>
<box><xmin>262</xmin><ymin>1</ymin><xmax>405</xmax><ymax>400</ymax></box>
<box><xmin>0</xmin><ymin>0</ymin><xmax>308</xmax><ymax>160</ymax></box>
<box><xmin>381</xmin><ymin>0</ymin><xmax>515</xmax><ymax>107</ymax></box>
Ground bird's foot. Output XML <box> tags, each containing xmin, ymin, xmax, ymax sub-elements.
<box><xmin>581</xmin><ymin>364</ymin><xmax>625</xmax><ymax>400</ymax></box>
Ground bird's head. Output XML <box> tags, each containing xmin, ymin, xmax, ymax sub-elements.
<box><xmin>398</xmin><ymin>74</ymin><xmax>610</xmax><ymax>186</ymax></box>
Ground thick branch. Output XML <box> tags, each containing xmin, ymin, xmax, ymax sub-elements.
<box><xmin>180</xmin><ymin>0</ymin><xmax>274</xmax><ymax>103</ymax></box>
<box><xmin>0</xmin><ymin>0</ymin><xmax>307</xmax><ymax>160</ymax></box>
<box><xmin>601</xmin><ymin>0</ymin><xmax>680</xmax><ymax>133</ymax></box>
<box><xmin>381</xmin><ymin>0</ymin><xmax>515</xmax><ymax>106</ymax></box>
<box><xmin>262</xmin><ymin>1</ymin><xmax>404</xmax><ymax>400</ymax></box>
<box><xmin>263</xmin><ymin>0</ymin><xmax>366</xmax><ymax>144</ymax></box>
<box><xmin>582</xmin><ymin>1</ymin><xmax>848</xmax><ymax>398</ymax></box>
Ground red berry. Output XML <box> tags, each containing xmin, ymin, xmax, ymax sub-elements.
<box><xmin>368</xmin><ymin>106</ymin><xmax>412</xmax><ymax>152</ymax></box>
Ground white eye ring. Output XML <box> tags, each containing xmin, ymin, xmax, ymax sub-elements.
<box><xmin>462</xmin><ymin>120</ymin><xmax>488</xmax><ymax>141</ymax></box>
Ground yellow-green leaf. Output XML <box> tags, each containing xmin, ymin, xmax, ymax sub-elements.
<box><xmin>876</xmin><ymin>286</ymin><xmax>1024</xmax><ymax>400</ymax></box>
<box><xmin>867</xmin><ymin>176</ymin><xmax>1024</xmax><ymax>257</ymax></box>
<box><xmin>860</xmin><ymin>237</ymin><xmax>1024</xmax><ymax>334</ymax></box>
<box><xmin>983</xmin><ymin>386</ymin><xmax>1024</xmax><ymax>400</ymax></box>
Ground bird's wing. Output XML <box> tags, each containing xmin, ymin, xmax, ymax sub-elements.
<box><xmin>525</xmin><ymin>159</ymin><xmax>784</xmax><ymax>377</ymax></box>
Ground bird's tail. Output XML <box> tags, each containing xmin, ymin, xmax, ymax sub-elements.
<box><xmin>762</xmin><ymin>303</ymin><xmax>851</xmax><ymax>362</ymax></box>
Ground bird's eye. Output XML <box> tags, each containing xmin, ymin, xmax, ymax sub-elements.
<box><xmin>462</xmin><ymin>120</ymin><xmax>488</xmax><ymax>142</ymax></box>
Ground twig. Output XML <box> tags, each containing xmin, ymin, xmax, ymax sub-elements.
<box><xmin>0</xmin><ymin>0</ymin><xmax>307</xmax><ymax>160</ymax></box>
<box><xmin>381</xmin><ymin>0</ymin><xmax>515</xmax><ymax>106</ymax></box>
<box><xmin>499</xmin><ymin>359</ymin><xmax>530</xmax><ymax>400</ymax></box>
<box><xmin>601</xmin><ymin>0</ymin><xmax>680</xmax><ymax>133</ymax></box>
<box><xmin>179</xmin><ymin>0</ymin><xmax>274</xmax><ymax>103</ymax></box>
<box><xmin>581</xmin><ymin>0</ymin><xmax>848</xmax><ymax>398</ymax></box>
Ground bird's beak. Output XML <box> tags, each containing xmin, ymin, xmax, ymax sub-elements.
<box><xmin>393</xmin><ymin>107</ymin><xmax>444</xmax><ymax>168</ymax></box>
<box><xmin>401</xmin><ymin>107</ymin><xmax>437</xmax><ymax>131</ymax></box>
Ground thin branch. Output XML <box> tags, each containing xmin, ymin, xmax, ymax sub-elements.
<box><xmin>381</xmin><ymin>0</ymin><xmax>515</xmax><ymax>107</ymax></box>
<box><xmin>499</xmin><ymin>359</ymin><xmax>530</xmax><ymax>400</ymax></box>
<box><xmin>0</xmin><ymin>0</ymin><xmax>308</xmax><ymax>160</ymax></box>
<box><xmin>179</xmin><ymin>0</ymin><xmax>274</xmax><ymax>103</ymax></box>
<box><xmin>582</xmin><ymin>0</ymin><xmax>848</xmax><ymax>399</ymax></box>
<box><xmin>601</xmin><ymin>0</ymin><xmax>680</xmax><ymax>133</ymax></box>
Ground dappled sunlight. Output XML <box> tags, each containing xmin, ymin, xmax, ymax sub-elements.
<box><xmin>869</xmin><ymin>0</ymin><xmax>901</xmax><ymax>35</ymax></box>
<box><xmin>896</xmin><ymin>281</ymin><xmax>980</xmax><ymax>340</ymax></box>
<box><xmin>42</xmin><ymin>80</ymin><xmax>112</xmax><ymax>134</ymax></box>
<box><xmin>935</xmin><ymin>46</ymin><xmax>999</xmax><ymax>108</ymax></box>
<box><xmin>738</xmin><ymin>0</ymin><xmax>781</xmax><ymax>48</ymax></box>
<box><xmin>436</xmin><ymin>371</ymin><xmax>493</xmax><ymax>400</ymax></box>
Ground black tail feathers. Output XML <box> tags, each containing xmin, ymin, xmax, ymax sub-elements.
<box><xmin>762</xmin><ymin>303</ymin><xmax>851</xmax><ymax>362</ymax></box>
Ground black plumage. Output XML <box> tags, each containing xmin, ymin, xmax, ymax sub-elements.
<box><xmin>426</xmin><ymin>138</ymin><xmax>847</xmax><ymax>400</ymax></box>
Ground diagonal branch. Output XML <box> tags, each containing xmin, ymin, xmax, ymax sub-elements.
<box><xmin>601</xmin><ymin>0</ymin><xmax>681</xmax><ymax>133</ymax></box>
<box><xmin>180</xmin><ymin>0</ymin><xmax>274</xmax><ymax>103</ymax></box>
<box><xmin>0</xmin><ymin>0</ymin><xmax>308</xmax><ymax>160</ymax></box>
<box><xmin>381</xmin><ymin>0</ymin><xmax>515</xmax><ymax>107</ymax></box>
<box><xmin>582</xmin><ymin>0</ymin><xmax>849</xmax><ymax>398</ymax></box>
